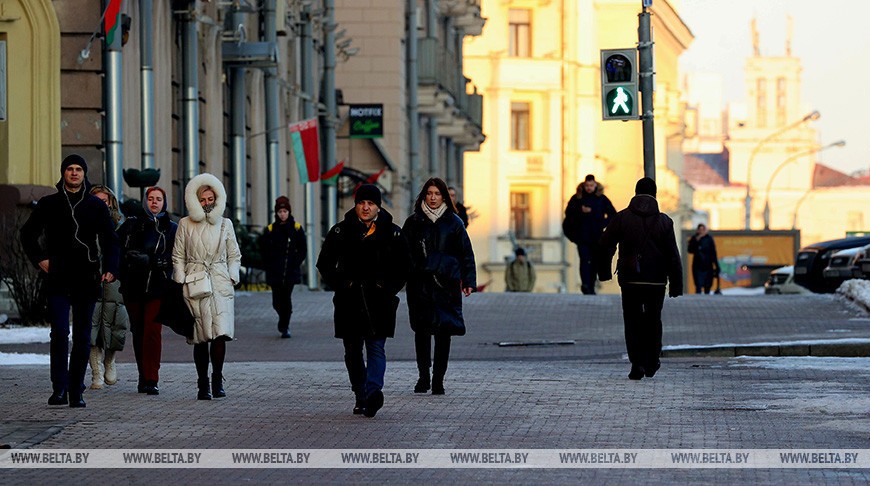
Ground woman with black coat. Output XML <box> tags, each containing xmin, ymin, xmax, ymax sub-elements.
<box><xmin>118</xmin><ymin>186</ymin><xmax>178</xmax><ymax>395</ymax></box>
<box><xmin>259</xmin><ymin>196</ymin><xmax>307</xmax><ymax>338</ymax></box>
<box><xmin>403</xmin><ymin>177</ymin><xmax>476</xmax><ymax>395</ymax></box>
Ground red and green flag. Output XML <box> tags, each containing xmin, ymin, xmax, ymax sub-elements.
<box><xmin>321</xmin><ymin>160</ymin><xmax>345</xmax><ymax>186</ymax></box>
<box><xmin>103</xmin><ymin>0</ymin><xmax>123</xmax><ymax>45</ymax></box>
<box><xmin>289</xmin><ymin>118</ymin><xmax>320</xmax><ymax>183</ymax></box>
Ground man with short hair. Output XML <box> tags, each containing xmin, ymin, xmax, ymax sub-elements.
<box><xmin>21</xmin><ymin>154</ymin><xmax>120</xmax><ymax>407</ymax></box>
<box><xmin>316</xmin><ymin>184</ymin><xmax>410</xmax><ymax>417</ymax></box>
<box><xmin>598</xmin><ymin>177</ymin><xmax>682</xmax><ymax>380</ymax></box>
<box><xmin>563</xmin><ymin>174</ymin><xmax>617</xmax><ymax>294</ymax></box>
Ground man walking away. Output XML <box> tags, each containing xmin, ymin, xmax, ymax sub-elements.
<box><xmin>598</xmin><ymin>177</ymin><xmax>682</xmax><ymax>380</ymax></box>
<box><xmin>21</xmin><ymin>154</ymin><xmax>120</xmax><ymax>407</ymax></box>
<box><xmin>505</xmin><ymin>247</ymin><xmax>536</xmax><ymax>292</ymax></box>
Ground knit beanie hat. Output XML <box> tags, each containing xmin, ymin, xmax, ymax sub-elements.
<box><xmin>61</xmin><ymin>154</ymin><xmax>88</xmax><ymax>176</ymax></box>
<box><xmin>635</xmin><ymin>177</ymin><xmax>657</xmax><ymax>197</ymax></box>
<box><xmin>274</xmin><ymin>196</ymin><xmax>291</xmax><ymax>213</ymax></box>
<box><xmin>354</xmin><ymin>184</ymin><xmax>382</xmax><ymax>207</ymax></box>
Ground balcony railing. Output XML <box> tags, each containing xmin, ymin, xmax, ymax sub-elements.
<box><xmin>418</xmin><ymin>37</ymin><xmax>482</xmax><ymax>128</ymax></box>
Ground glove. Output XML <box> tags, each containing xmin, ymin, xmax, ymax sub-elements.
<box><xmin>668</xmin><ymin>286</ymin><xmax>682</xmax><ymax>298</ymax></box>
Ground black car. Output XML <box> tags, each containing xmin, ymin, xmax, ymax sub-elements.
<box><xmin>793</xmin><ymin>236</ymin><xmax>870</xmax><ymax>293</ymax></box>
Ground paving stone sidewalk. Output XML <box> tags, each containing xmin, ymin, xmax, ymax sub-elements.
<box><xmin>1</xmin><ymin>291</ymin><xmax>868</xmax><ymax>483</ymax></box>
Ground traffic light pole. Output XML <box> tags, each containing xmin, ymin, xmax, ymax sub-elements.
<box><xmin>638</xmin><ymin>5</ymin><xmax>655</xmax><ymax>179</ymax></box>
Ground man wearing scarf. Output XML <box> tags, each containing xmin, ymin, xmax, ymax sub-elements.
<box><xmin>21</xmin><ymin>154</ymin><xmax>120</xmax><ymax>408</ymax></box>
<box><xmin>317</xmin><ymin>184</ymin><xmax>410</xmax><ymax>418</ymax></box>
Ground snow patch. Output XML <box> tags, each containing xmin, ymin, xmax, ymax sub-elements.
<box><xmin>0</xmin><ymin>326</ymin><xmax>50</xmax><ymax>344</ymax></box>
<box><xmin>837</xmin><ymin>279</ymin><xmax>870</xmax><ymax>310</ymax></box>
<box><xmin>0</xmin><ymin>352</ymin><xmax>50</xmax><ymax>365</ymax></box>
<box><xmin>730</xmin><ymin>356</ymin><xmax>870</xmax><ymax>372</ymax></box>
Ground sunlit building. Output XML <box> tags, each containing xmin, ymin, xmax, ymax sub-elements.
<box><xmin>462</xmin><ymin>0</ymin><xmax>693</xmax><ymax>293</ymax></box>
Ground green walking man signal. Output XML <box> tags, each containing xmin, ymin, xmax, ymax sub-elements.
<box><xmin>600</xmin><ymin>48</ymin><xmax>639</xmax><ymax>121</ymax></box>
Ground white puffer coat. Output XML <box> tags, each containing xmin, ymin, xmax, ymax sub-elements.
<box><xmin>172</xmin><ymin>173</ymin><xmax>242</xmax><ymax>344</ymax></box>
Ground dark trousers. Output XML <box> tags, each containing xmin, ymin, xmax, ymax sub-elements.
<box><xmin>415</xmin><ymin>332</ymin><xmax>452</xmax><ymax>379</ymax></box>
<box><xmin>693</xmin><ymin>269</ymin><xmax>713</xmax><ymax>294</ymax></box>
<box><xmin>271</xmin><ymin>284</ymin><xmax>294</xmax><ymax>333</ymax></box>
<box><xmin>620</xmin><ymin>284</ymin><xmax>665</xmax><ymax>370</ymax></box>
<box><xmin>47</xmin><ymin>295</ymin><xmax>96</xmax><ymax>395</ymax></box>
<box><xmin>342</xmin><ymin>337</ymin><xmax>386</xmax><ymax>400</ymax></box>
<box><xmin>577</xmin><ymin>244</ymin><xmax>598</xmax><ymax>295</ymax></box>
<box><xmin>127</xmin><ymin>299</ymin><xmax>163</xmax><ymax>384</ymax></box>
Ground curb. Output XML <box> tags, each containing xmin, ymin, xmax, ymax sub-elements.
<box><xmin>662</xmin><ymin>343</ymin><xmax>870</xmax><ymax>358</ymax></box>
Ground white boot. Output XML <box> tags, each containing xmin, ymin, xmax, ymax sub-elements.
<box><xmin>89</xmin><ymin>348</ymin><xmax>104</xmax><ymax>389</ymax></box>
<box><xmin>104</xmin><ymin>350</ymin><xmax>118</xmax><ymax>385</ymax></box>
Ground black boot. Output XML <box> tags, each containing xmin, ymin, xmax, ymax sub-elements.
<box><xmin>212</xmin><ymin>373</ymin><xmax>226</xmax><ymax>398</ymax></box>
<box><xmin>353</xmin><ymin>396</ymin><xmax>365</xmax><ymax>415</ymax></box>
<box><xmin>431</xmin><ymin>376</ymin><xmax>445</xmax><ymax>395</ymax></box>
<box><xmin>48</xmin><ymin>391</ymin><xmax>68</xmax><ymax>406</ymax></box>
<box><xmin>68</xmin><ymin>392</ymin><xmax>86</xmax><ymax>408</ymax></box>
<box><xmin>414</xmin><ymin>375</ymin><xmax>430</xmax><ymax>393</ymax></box>
<box><xmin>197</xmin><ymin>378</ymin><xmax>212</xmax><ymax>400</ymax></box>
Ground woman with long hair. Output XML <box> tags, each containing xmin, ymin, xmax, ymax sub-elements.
<box><xmin>172</xmin><ymin>173</ymin><xmax>241</xmax><ymax>400</ymax></box>
<box><xmin>87</xmin><ymin>185</ymin><xmax>129</xmax><ymax>390</ymax></box>
<box><xmin>117</xmin><ymin>186</ymin><xmax>177</xmax><ymax>395</ymax></box>
<box><xmin>402</xmin><ymin>177</ymin><xmax>476</xmax><ymax>395</ymax></box>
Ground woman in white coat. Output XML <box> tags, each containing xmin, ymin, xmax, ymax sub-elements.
<box><xmin>172</xmin><ymin>173</ymin><xmax>241</xmax><ymax>400</ymax></box>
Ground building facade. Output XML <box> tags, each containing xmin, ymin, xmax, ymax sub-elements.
<box><xmin>462</xmin><ymin>0</ymin><xmax>693</xmax><ymax>293</ymax></box>
<box><xmin>685</xmin><ymin>20</ymin><xmax>870</xmax><ymax>247</ymax></box>
<box><xmin>0</xmin><ymin>0</ymin><xmax>485</xmax><ymax>288</ymax></box>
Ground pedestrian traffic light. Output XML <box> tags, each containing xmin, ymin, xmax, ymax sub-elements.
<box><xmin>600</xmin><ymin>48</ymin><xmax>638</xmax><ymax>121</ymax></box>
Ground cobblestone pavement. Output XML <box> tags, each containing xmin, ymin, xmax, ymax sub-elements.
<box><xmin>1</xmin><ymin>291</ymin><xmax>869</xmax><ymax>483</ymax></box>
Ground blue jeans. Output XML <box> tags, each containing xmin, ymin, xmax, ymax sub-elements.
<box><xmin>48</xmin><ymin>295</ymin><xmax>96</xmax><ymax>395</ymax></box>
<box><xmin>342</xmin><ymin>337</ymin><xmax>386</xmax><ymax>399</ymax></box>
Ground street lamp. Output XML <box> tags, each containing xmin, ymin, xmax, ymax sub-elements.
<box><xmin>744</xmin><ymin>110</ymin><xmax>820</xmax><ymax>229</ymax></box>
<box><xmin>762</xmin><ymin>140</ymin><xmax>846</xmax><ymax>229</ymax></box>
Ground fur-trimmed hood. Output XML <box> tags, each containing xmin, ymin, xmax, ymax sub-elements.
<box><xmin>184</xmin><ymin>173</ymin><xmax>227</xmax><ymax>225</ymax></box>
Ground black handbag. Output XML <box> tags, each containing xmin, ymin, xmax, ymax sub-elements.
<box><xmin>156</xmin><ymin>281</ymin><xmax>195</xmax><ymax>339</ymax></box>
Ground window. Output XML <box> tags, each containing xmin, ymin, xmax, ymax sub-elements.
<box><xmin>508</xmin><ymin>9</ymin><xmax>531</xmax><ymax>57</ymax></box>
<box><xmin>756</xmin><ymin>78</ymin><xmax>767</xmax><ymax>128</ymax></box>
<box><xmin>510</xmin><ymin>191</ymin><xmax>532</xmax><ymax>239</ymax></box>
<box><xmin>510</xmin><ymin>102</ymin><xmax>530</xmax><ymax>151</ymax></box>
<box><xmin>776</xmin><ymin>77</ymin><xmax>786</xmax><ymax>126</ymax></box>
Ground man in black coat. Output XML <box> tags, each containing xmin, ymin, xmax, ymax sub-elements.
<box><xmin>687</xmin><ymin>223</ymin><xmax>719</xmax><ymax>294</ymax></box>
<box><xmin>316</xmin><ymin>185</ymin><xmax>410</xmax><ymax>418</ymax></box>
<box><xmin>563</xmin><ymin>174</ymin><xmax>616</xmax><ymax>294</ymax></box>
<box><xmin>20</xmin><ymin>154</ymin><xmax>120</xmax><ymax>407</ymax></box>
<box><xmin>598</xmin><ymin>177</ymin><xmax>682</xmax><ymax>381</ymax></box>
<box><xmin>259</xmin><ymin>196</ymin><xmax>307</xmax><ymax>338</ymax></box>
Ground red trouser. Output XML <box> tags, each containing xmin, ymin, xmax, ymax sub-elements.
<box><xmin>127</xmin><ymin>299</ymin><xmax>163</xmax><ymax>383</ymax></box>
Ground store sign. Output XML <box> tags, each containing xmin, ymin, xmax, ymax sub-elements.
<box><xmin>349</xmin><ymin>104</ymin><xmax>383</xmax><ymax>139</ymax></box>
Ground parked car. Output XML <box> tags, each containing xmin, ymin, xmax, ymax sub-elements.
<box><xmin>764</xmin><ymin>266</ymin><xmax>808</xmax><ymax>295</ymax></box>
<box><xmin>822</xmin><ymin>245</ymin><xmax>869</xmax><ymax>290</ymax></box>
<box><xmin>858</xmin><ymin>257</ymin><xmax>870</xmax><ymax>279</ymax></box>
<box><xmin>793</xmin><ymin>236</ymin><xmax>870</xmax><ymax>293</ymax></box>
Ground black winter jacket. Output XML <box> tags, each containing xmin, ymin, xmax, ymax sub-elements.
<box><xmin>688</xmin><ymin>233</ymin><xmax>718</xmax><ymax>272</ymax></box>
<box><xmin>563</xmin><ymin>188</ymin><xmax>617</xmax><ymax>245</ymax></box>
<box><xmin>316</xmin><ymin>208</ymin><xmax>410</xmax><ymax>339</ymax></box>
<box><xmin>402</xmin><ymin>210</ymin><xmax>477</xmax><ymax>335</ymax></box>
<box><xmin>597</xmin><ymin>194</ymin><xmax>683</xmax><ymax>294</ymax></box>
<box><xmin>20</xmin><ymin>180</ymin><xmax>119</xmax><ymax>298</ymax></box>
<box><xmin>259</xmin><ymin>217</ymin><xmax>307</xmax><ymax>287</ymax></box>
<box><xmin>118</xmin><ymin>212</ymin><xmax>178</xmax><ymax>299</ymax></box>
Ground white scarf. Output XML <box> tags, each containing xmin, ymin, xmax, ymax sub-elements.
<box><xmin>421</xmin><ymin>201</ymin><xmax>447</xmax><ymax>223</ymax></box>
